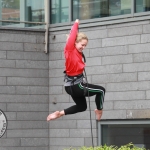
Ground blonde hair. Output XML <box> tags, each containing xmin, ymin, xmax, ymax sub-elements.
<box><xmin>76</xmin><ymin>32</ymin><xmax>88</xmax><ymax>43</ymax></box>
<box><xmin>66</xmin><ymin>32</ymin><xmax>88</xmax><ymax>42</ymax></box>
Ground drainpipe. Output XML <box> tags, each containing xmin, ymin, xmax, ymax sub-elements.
<box><xmin>44</xmin><ymin>0</ymin><xmax>50</xmax><ymax>53</ymax></box>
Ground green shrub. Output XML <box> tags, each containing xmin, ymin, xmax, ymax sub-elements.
<box><xmin>64</xmin><ymin>143</ymin><xmax>147</xmax><ymax>150</ymax></box>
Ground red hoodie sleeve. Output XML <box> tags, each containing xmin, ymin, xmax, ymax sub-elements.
<box><xmin>65</xmin><ymin>22</ymin><xmax>78</xmax><ymax>51</ymax></box>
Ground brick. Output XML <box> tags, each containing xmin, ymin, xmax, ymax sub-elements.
<box><xmin>0</xmin><ymin>86</ymin><xmax>15</xmax><ymax>94</ymax></box>
<box><xmin>49</xmin><ymin>33</ymin><xmax>67</xmax><ymax>43</ymax></box>
<box><xmin>49</xmin><ymin>129</ymin><xmax>69</xmax><ymax>137</ymax></box>
<box><xmin>0</xmin><ymin>60</ymin><xmax>15</xmax><ymax>68</ymax></box>
<box><xmin>133</xmin><ymin>53</ymin><xmax>150</xmax><ymax>63</ymax></box>
<box><xmin>49</xmin><ymin>94</ymin><xmax>70</xmax><ymax>103</ymax></box>
<box><xmin>0</xmin><ymin>51</ymin><xmax>6</xmax><ymax>59</ymax></box>
<box><xmin>50</xmin><ymin>138</ymin><xmax>84</xmax><ymax>146</ymax></box>
<box><xmin>107</xmin><ymin>20</ymin><xmax>149</xmax><ymax>28</ymax></box>
<box><xmin>0</xmin><ymin>33</ymin><xmax>37</xmax><ymax>43</ymax></box>
<box><xmin>0</xmin><ymin>42</ymin><xmax>23</xmax><ymax>51</ymax></box>
<box><xmin>84</xmin><ymin>29</ymin><xmax>107</xmax><ymax>39</ymax></box>
<box><xmin>102</xmin><ymin>54</ymin><xmax>133</xmax><ymax>65</ymax></box>
<box><xmin>102</xmin><ymin>35</ymin><xmax>140</xmax><ymax>47</ymax></box>
<box><xmin>5</xmin><ymin>112</ymin><xmax>17</xmax><ymax>120</ymax></box>
<box><xmin>7</xmin><ymin>51</ymin><xmax>48</xmax><ymax>61</ymax></box>
<box><xmin>86</xmin><ymin>39</ymin><xmax>102</xmax><ymax>49</ymax></box>
<box><xmin>86</xmin><ymin>57</ymin><xmax>101</xmax><ymax>66</ymax></box>
<box><xmin>86</xmin><ymin>64</ymin><xmax>122</xmax><ymax>75</ymax></box>
<box><xmin>49</xmin><ymin>68</ymin><xmax>64</xmax><ymax>77</ymax></box>
<box><xmin>103</xmin><ymin>101</ymin><xmax>114</xmax><ymax>110</ymax></box>
<box><xmin>24</xmin><ymin>43</ymin><xmax>45</xmax><ymax>52</ymax></box>
<box><xmin>17</xmin><ymin>112</ymin><xmax>48</xmax><ymax>121</ymax></box>
<box><xmin>107</xmin><ymin>81</ymin><xmax>150</xmax><ymax>91</ymax></box>
<box><xmin>105</xmin><ymin>91</ymin><xmax>145</xmax><ymax>101</ymax></box>
<box><xmin>143</xmin><ymin>24</ymin><xmax>150</xmax><ymax>33</ymax></box>
<box><xmin>146</xmin><ymin>90</ymin><xmax>150</xmax><ymax>99</ymax></box>
<box><xmin>16</xmin><ymin>86</ymin><xmax>48</xmax><ymax>95</ymax></box>
<box><xmin>129</xmin><ymin>43</ymin><xmax>150</xmax><ymax>54</ymax></box>
<box><xmin>114</xmin><ymin>100</ymin><xmax>150</xmax><ymax>110</ymax></box>
<box><xmin>0</xmin><ymin>68</ymin><xmax>48</xmax><ymax>78</ymax></box>
<box><xmin>36</xmin><ymin>35</ymin><xmax>45</xmax><ymax>43</ymax></box>
<box><xmin>0</xmin><ymin>95</ymin><xmax>48</xmax><ymax>103</ymax></box>
<box><xmin>108</xmin><ymin>25</ymin><xmax>142</xmax><ymax>37</ymax></box>
<box><xmin>138</xmin><ymin>72</ymin><xmax>150</xmax><ymax>81</ymax></box>
<box><xmin>21</xmin><ymin>138</ymin><xmax>48</xmax><ymax>146</ymax></box>
<box><xmin>49</xmin><ymin>86</ymin><xmax>63</xmax><ymax>94</ymax></box>
<box><xmin>0</xmin><ymin>139</ymin><xmax>20</xmax><ymax>146</ymax></box>
<box><xmin>141</xmin><ymin>34</ymin><xmax>150</xmax><ymax>43</ymax></box>
<box><xmin>49</xmin><ymin>60</ymin><xmax>64</xmax><ymax>69</ymax></box>
<box><xmin>123</xmin><ymin>62</ymin><xmax>150</xmax><ymax>72</ymax></box>
<box><xmin>0</xmin><ymin>103</ymin><xmax>6</xmax><ymax>111</ymax></box>
<box><xmin>7</xmin><ymin>103</ymin><xmax>48</xmax><ymax>112</ymax></box>
<box><xmin>49</xmin><ymin>43</ymin><xmax>65</xmax><ymax>52</ymax></box>
<box><xmin>90</xmin><ymin>46</ymin><xmax>128</xmax><ymax>57</ymax></box>
<box><xmin>70</xmin><ymin>129</ymin><xmax>96</xmax><ymax>137</ymax></box>
<box><xmin>16</xmin><ymin>60</ymin><xmax>48</xmax><ymax>69</ymax></box>
<box><xmin>127</xmin><ymin>109</ymin><xmax>150</xmax><ymax>119</ymax></box>
<box><xmin>0</xmin><ymin>77</ymin><xmax>6</xmax><ymax>85</ymax></box>
<box><xmin>77</xmin><ymin>120</ymin><xmax>96</xmax><ymax>129</ymax></box>
<box><xmin>7</xmin><ymin>129</ymin><xmax>48</xmax><ymax>138</ymax></box>
<box><xmin>49</xmin><ymin>77</ymin><xmax>64</xmax><ymax>86</ymax></box>
<box><xmin>49</xmin><ymin>102</ymin><xmax>73</xmax><ymax>112</ymax></box>
<box><xmin>8</xmin><ymin>121</ymin><xmax>48</xmax><ymax>129</ymax></box>
<box><xmin>84</xmin><ymin>138</ymin><xmax>97</xmax><ymax>147</ymax></box>
<box><xmin>49</xmin><ymin>52</ymin><xmax>62</xmax><ymax>60</ymax></box>
<box><xmin>92</xmin><ymin>73</ymin><xmax>137</xmax><ymax>84</ymax></box>
<box><xmin>7</xmin><ymin>77</ymin><xmax>49</xmax><ymax>86</ymax></box>
<box><xmin>101</xmin><ymin>110</ymin><xmax>126</xmax><ymax>119</ymax></box>
<box><xmin>49</xmin><ymin>120</ymin><xmax>77</xmax><ymax>129</ymax></box>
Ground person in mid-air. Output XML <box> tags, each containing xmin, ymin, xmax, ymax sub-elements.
<box><xmin>47</xmin><ymin>19</ymin><xmax>105</xmax><ymax>121</ymax></box>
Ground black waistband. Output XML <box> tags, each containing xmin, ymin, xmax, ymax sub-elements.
<box><xmin>67</xmin><ymin>74</ymin><xmax>83</xmax><ymax>79</ymax></box>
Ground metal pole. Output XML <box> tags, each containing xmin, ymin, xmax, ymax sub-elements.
<box><xmin>44</xmin><ymin>0</ymin><xmax>50</xmax><ymax>53</ymax></box>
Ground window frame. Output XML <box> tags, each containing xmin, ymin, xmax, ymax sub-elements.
<box><xmin>98</xmin><ymin>119</ymin><xmax>150</xmax><ymax>146</ymax></box>
<box><xmin>49</xmin><ymin>0</ymin><xmax>150</xmax><ymax>30</ymax></box>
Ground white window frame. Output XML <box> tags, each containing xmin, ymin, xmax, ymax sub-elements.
<box><xmin>98</xmin><ymin>120</ymin><xmax>150</xmax><ymax>146</ymax></box>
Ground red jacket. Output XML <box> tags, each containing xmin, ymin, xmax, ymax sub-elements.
<box><xmin>64</xmin><ymin>22</ymin><xmax>85</xmax><ymax>76</ymax></box>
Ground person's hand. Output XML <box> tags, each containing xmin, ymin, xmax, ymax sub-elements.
<box><xmin>75</xmin><ymin>19</ymin><xmax>79</xmax><ymax>24</ymax></box>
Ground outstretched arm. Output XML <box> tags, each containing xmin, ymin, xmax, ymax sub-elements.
<box><xmin>65</xmin><ymin>19</ymin><xmax>79</xmax><ymax>51</ymax></box>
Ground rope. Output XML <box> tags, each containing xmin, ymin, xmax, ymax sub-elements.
<box><xmin>82</xmin><ymin>52</ymin><xmax>94</xmax><ymax>148</ymax></box>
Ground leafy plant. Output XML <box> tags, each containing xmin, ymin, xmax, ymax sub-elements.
<box><xmin>64</xmin><ymin>143</ymin><xmax>147</xmax><ymax>150</ymax></box>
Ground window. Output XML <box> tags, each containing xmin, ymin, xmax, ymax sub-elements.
<box><xmin>26</xmin><ymin>0</ymin><xmax>44</xmax><ymax>27</ymax></box>
<box><xmin>50</xmin><ymin>0</ymin><xmax>69</xmax><ymax>24</ymax></box>
<box><xmin>72</xmin><ymin>0</ymin><xmax>131</xmax><ymax>20</ymax></box>
<box><xmin>0</xmin><ymin>0</ymin><xmax>45</xmax><ymax>27</ymax></box>
<box><xmin>1</xmin><ymin>0</ymin><xmax>20</xmax><ymax>26</ymax></box>
<box><xmin>135</xmin><ymin>0</ymin><xmax>150</xmax><ymax>13</ymax></box>
<box><xmin>98</xmin><ymin>120</ymin><xmax>150</xmax><ymax>149</ymax></box>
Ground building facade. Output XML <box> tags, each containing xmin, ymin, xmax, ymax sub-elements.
<box><xmin>0</xmin><ymin>0</ymin><xmax>150</xmax><ymax>149</ymax></box>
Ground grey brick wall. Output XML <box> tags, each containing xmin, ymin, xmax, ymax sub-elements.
<box><xmin>0</xmin><ymin>29</ymin><xmax>49</xmax><ymax>150</ymax></box>
<box><xmin>1</xmin><ymin>19</ymin><xmax>150</xmax><ymax>150</ymax></box>
<box><xmin>49</xmin><ymin>20</ymin><xmax>150</xmax><ymax>149</ymax></box>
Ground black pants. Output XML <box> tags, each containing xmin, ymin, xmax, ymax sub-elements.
<box><xmin>64</xmin><ymin>82</ymin><xmax>105</xmax><ymax>115</ymax></box>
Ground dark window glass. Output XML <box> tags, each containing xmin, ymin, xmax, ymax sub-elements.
<box><xmin>26</xmin><ymin>0</ymin><xmax>44</xmax><ymax>27</ymax></box>
<box><xmin>1</xmin><ymin>0</ymin><xmax>20</xmax><ymax>26</ymax></box>
<box><xmin>50</xmin><ymin>0</ymin><xmax>69</xmax><ymax>24</ymax></box>
<box><xmin>72</xmin><ymin>0</ymin><xmax>131</xmax><ymax>21</ymax></box>
<box><xmin>101</xmin><ymin>124</ymin><xmax>150</xmax><ymax>149</ymax></box>
<box><xmin>135</xmin><ymin>0</ymin><xmax>150</xmax><ymax>13</ymax></box>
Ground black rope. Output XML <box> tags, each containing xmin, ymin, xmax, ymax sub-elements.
<box><xmin>82</xmin><ymin>52</ymin><xmax>94</xmax><ymax>148</ymax></box>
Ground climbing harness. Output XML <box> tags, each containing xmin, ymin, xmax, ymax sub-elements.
<box><xmin>64</xmin><ymin>52</ymin><xmax>94</xmax><ymax>148</ymax></box>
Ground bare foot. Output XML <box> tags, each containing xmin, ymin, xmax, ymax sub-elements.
<box><xmin>47</xmin><ymin>111</ymin><xmax>61</xmax><ymax>121</ymax></box>
<box><xmin>94</xmin><ymin>109</ymin><xmax>103</xmax><ymax>121</ymax></box>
